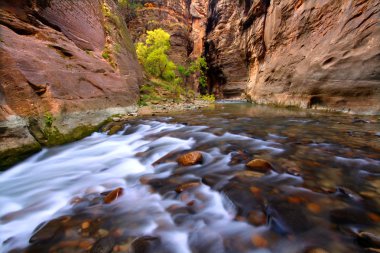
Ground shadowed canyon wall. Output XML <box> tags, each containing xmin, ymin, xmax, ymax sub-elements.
<box><xmin>0</xmin><ymin>0</ymin><xmax>142</xmax><ymax>168</ymax></box>
<box><xmin>206</xmin><ymin>0</ymin><xmax>380</xmax><ymax>113</ymax></box>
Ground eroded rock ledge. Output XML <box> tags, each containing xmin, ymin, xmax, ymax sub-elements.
<box><xmin>0</xmin><ymin>0</ymin><xmax>142</xmax><ymax>169</ymax></box>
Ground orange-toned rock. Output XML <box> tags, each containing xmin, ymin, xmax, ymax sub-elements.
<box><xmin>307</xmin><ymin>203</ymin><xmax>321</xmax><ymax>214</ymax></box>
<box><xmin>235</xmin><ymin>170</ymin><xmax>266</xmax><ymax>179</ymax></box>
<box><xmin>287</xmin><ymin>196</ymin><xmax>303</xmax><ymax>204</ymax></box>
<box><xmin>0</xmin><ymin>0</ymin><xmax>142</xmax><ymax>169</ymax></box>
<box><xmin>175</xmin><ymin>182</ymin><xmax>201</xmax><ymax>193</ymax></box>
<box><xmin>248</xmin><ymin>211</ymin><xmax>266</xmax><ymax>226</ymax></box>
<box><xmin>246</xmin><ymin>159</ymin><xmax>273</xmax><ymax>173</ymax></box>
<box><xmin>251</xmin><ymin>235</ymin><xmax>268</xmax><ymax>248</ymax></box>
<box><xmin>104</xmin><ymin>188</ymin><xmax>124</xmax><ymax>204</ymax></box>
<box><xmin>177</xmin><ymin>151</ymin><xmax>203</xmax><ymax>166</ymax></box>
<box><xmin>81</xmin><ymin>221</ymin><xmax>90</xmax><ymax>230</ymax></box>
<box><xmin>305</xmin><ymin>248</ymin><xmax>329</xmax><ymax>253</ymax></box>
<box><xmin>368</xmin><ymin>212</ymin><xmax>380</xmax><ymax>222</ymax></box>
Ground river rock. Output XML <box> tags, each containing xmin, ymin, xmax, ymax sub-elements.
<box><xmin>29</xmin><ymin>216</ymin><xmax>69</xmax><ymax>243</ymax></box>
<box><xmin>246</xmin><ymin>159</ymin><xmax>273</xmax><ymax>173</ymax></box>
<box><xmin>177</xmin><ymin>151</ymin><xmax>203</xmax><ymax>166</ymax></box>
<box><xmin>266</xmin><ymin>201</ymin><xmax>313</xmax><ymax>235</ymax></box>
<box><xmin>103</xmin><ymin>188</ymin><xmax>124</xmax><ymax>204</ymax></box>
<box><xmin>107</xmin><ymin>124</ymin><xmax>124</xmax><ymax>136</ymax></box>
<box><xmin>357</xmin><ymin>231</ymin><xmax>380</xmax><ymax>249</ymax></box>
<box><xmin>175</xmin><ymin>182</ymin><xmax>201</xmax><ymax>193</ymax></box>
<box><xmin>91</xmin><ymin>237</ymin><xmax>115</xmax><ymax>253</ymax></box>
<box><xmin>304</xmin><ymin>248</ymin><xmax>330</xmax><ymax>253</ymax></box>
<box><xmin>131</xmin><ymin>236</ymin><xmax>161</xmax><ymax>253</ymax></box>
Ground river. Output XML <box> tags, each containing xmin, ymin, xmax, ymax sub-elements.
<box><xmin>1</xmin><ymin>102</ymin><xmax>379</xmax><ymax>253</ymax></box>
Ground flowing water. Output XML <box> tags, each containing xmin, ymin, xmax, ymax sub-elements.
<box><xmin>1</xmin><ymin>103</ymin><xmax>380</xmax><ymax>253</ymax></box>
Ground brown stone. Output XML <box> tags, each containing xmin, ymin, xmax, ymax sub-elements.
<box><xmin>246</xmin><ymin>159</ymin><xmax>273</xmax><ymax>173</ymax></box>
<box><xmin>177</xmin><ymin>151</ymin><xmax>203</xmax><ymax>166</ymax></box>
<box><xmin>251</xmin><ymin>235</ymin><xmax>268</xmax><ymax>248</ymax></box>
<box><xmin>175</xmin><ymin>182</ymin><xmax>201</xmax><ymax>193</ymax></box>
<box><xmin>103</xmin><ymin>187</ymin><xmax>124</xmax><ymax>204</ymax></box>
<box><xmin>248</xmin><ymin>211</ymin><xmax>266</xmax><ymax>226</ymax></box>
<box><xmin>234</xmin><ymin>170</ymin><xmax>266</xmax><ymax>179</ymax></box>
<box><xmin>81</xmin><ymin>221</ymin><xmax>90</xmax><ymax>230</ymax></box>
<box><xmin>304</xmin><ymin>248</ymin><xmax>329</xmax><ymax>253</ymax></box>
<box><xmin>307</xmin><ymin>203</ymin><xmax>321</xmax><ymax>214</ymax></box>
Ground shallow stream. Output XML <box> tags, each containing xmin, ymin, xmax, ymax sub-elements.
<box><xmin>1</xmin><ymin>103</ymin><xmax>380</xmax><ymax>253</ymax></box>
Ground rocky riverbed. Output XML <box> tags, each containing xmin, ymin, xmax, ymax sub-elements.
<box><xmin>1</xmin><ymin>103</ymin><xmax>379</xmax><ymax>253</ymax></box>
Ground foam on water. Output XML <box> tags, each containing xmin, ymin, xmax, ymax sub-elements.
<box><xmin>0</xmin><ymin>120</ymin><xmax>280</xmax><ymax>252</ymax></box>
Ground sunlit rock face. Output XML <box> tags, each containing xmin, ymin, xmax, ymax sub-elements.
<box><xmin>0</xmin><ymin>0</ymin><xmax>143</xmax><ymax>168</ymax></box>
<box><xmin>126</xmin><ymin>0</ymin><xmax>209</xmax><ymax>66</ymax></box>
<box><xmin>205</xmin><ymin>0</ymin><xmax>380</xmax><ymax>114</ymax></box>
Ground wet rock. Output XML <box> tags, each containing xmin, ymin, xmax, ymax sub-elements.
<box><xmin>81</xmin><ymin>221</ymin><xmax>90</xmax><ymax>230</ymax></box>
<box><xmin>221</xmin><ymin>181</ymin><xmax>264</xmax><ymax>217</ymax></box>
<box><xmin>177</xmin><ymin>151</ymin><xmax>203</xmax><ymax>166</ymax></box>
<box><xmin>286</xmin><ymin>166</ymin><xmax>302</xmax><ymax>176</ymax></box>
<box><xmin>248</xmin><ymin>211</ymin><xmax>267</xmax><ymax>226</ymax></box>
<box><xmin>29</xmin><ymin>216</ymin><xmax>69</xmax><ymax>243</ymax></box>
<box><xmin>266</xmin><ymin>201</ymin><xmax>313</xmax><ymax>235</ymax></box>
<box><xmin>175</xmin><ymin>182</ymin><xmax>201</xmax><ymax>193</ymax></box>
<box><xmin>107</xmin><ymin>124</ymin><xmax>124</xmax><ymax>136</ymax></box>
<box><xmin>336</xmin><ymin>187</ymin><xmax>362</xmax><ymax>202</ymax></box>
<box><xmin>131</xmin><ymin>236</ymin><xmax>161</xmax><ymax>253</ymax></box>
<box><xmin>234</xmin><ymin>170</ymin><xmax>267</xmax><ymax>179</ymax></box>
<box><xmin>91</xmin><ymin>237</ymin><xmax>115</xmax><ymax>253</ymax></box>
<box><xmin>357</xmin><ymin>231</ymin><xmax>380</xmax><ymax>249</ymax></box>
<box><xmin>251</xmin><ymin>235</ymin><xmax>268</xmax><ymax>248</ymax></box>
<box><xmin>306</xmin><ymin>203</ymin><xmax>321</xmax><ymax>214</ymax></box>
<box><xmin>229</xmin><ymin>150</ymin><xmax>251</xmax><ymax>165</ymax></box>
<box><xmin>246</xmin><ymin>159</ymin><xmax>273</xmax><ymax>173</ymax></box>
<box><xmin>201</xmin><ymin>174</ymin><xmax>229</xmax><ymax>188</ymax></box>
<box><xmin>103</xmin><ymin>188</ymin><xmax>123</xmax><ymax>204</ymax></box>
<box><xmin>304</xmin><ymin>248</ymin><xmax>330</xmax><ymax>253</ymax></box>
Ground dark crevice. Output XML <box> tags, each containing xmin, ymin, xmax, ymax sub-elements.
<box><xmin>27</xmin><ymin>81</ymin><xmax>47</xmax><ymax>96</ymax></box>
<box><xmin>241</xmin><ymin>0</ymin><xmax>270</xmax><ymax>30</ymax></box>
<box><xmin>206</xmin><ymin>0</ymin><xmax>220</xmax><ymax>34</ymax></box>
<box><xmin>0</xmin><ymin>20</ymin><xmax>37</xmax><ymax>35</ymax></box>
<box><xmin>48</xmin><ymin>45</ymin><xmax>74</xmax><ymax>58</ymax></box>
<box><xmin>308</xmin><ymin>96</ymin><xmax>323</xmax><ymax>108</ymax></box>
<box><xmin>31</xmin><ymin>11</ymin><xmax>62</xmax><ymax>32</ymax></box>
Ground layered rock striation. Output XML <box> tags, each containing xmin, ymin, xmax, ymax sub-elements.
<box><xmin>205</xmin><ymin>0</ymin><xmax>380</xmax><ymax>113</ymax></box>
<box><xmin>0</xmin><ymin>0</ymin><xmax>142</xmax><ymax>168</ymax></box>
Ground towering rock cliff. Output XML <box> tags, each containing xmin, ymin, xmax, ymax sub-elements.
<box><xmin>126</xmin><ymin>0</ymin><xmax>208</xmax><ymax>66</ymax></box>
<box><xmin>0</xmin><ymin>0</ymin><xmax>142</xmax><ymax>168</ymax></box>
<box><xmin>206</xmin><ymin>0</ymin><xmax>380</xmax><ymax>113</ymax></box>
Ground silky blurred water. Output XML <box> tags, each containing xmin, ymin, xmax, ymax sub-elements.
<box><xmin>0</xmin><ymin>103</ymin><xmax>379</xmax><ymax>253</ymax></box>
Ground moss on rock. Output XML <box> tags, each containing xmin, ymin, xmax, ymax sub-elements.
<box><xmin>0</xmin><ymin>141</ymin><xmax>42</xmax><ymax>171</ymax></box>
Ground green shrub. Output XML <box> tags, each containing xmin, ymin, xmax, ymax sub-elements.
<box><xmin>136</xmin><ymin>29</ymin><xmax>177</xmax><ymax>81</ymax></box>
<box><xmin>177</xmin><ymin>57</ymin><xmax>208</xmax><ymax>88</ymax></box>
<box><xmin>102</xmin><ymin>51</ymin><xmax>110</xmax><ymax>59</ymax></box>
<box><xmin>44</xmin><ymin>112</ymin><xmax>55</xmax><ymax>127</ymax></box>
<box><xmin>200</xmin><ymin>94</ymin><xmax>215</xmax><ymax>102</ymax></box>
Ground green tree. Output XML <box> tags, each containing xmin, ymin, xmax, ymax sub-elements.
<box><xmin>136</xmin><ymin>29</ymin><xmax>176</xmax><ymax>81</ymax></box>
<box><xmin>178</xmin><ymin>57</ymin><xmax>208</xmax><ymax>89</ymax></box>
